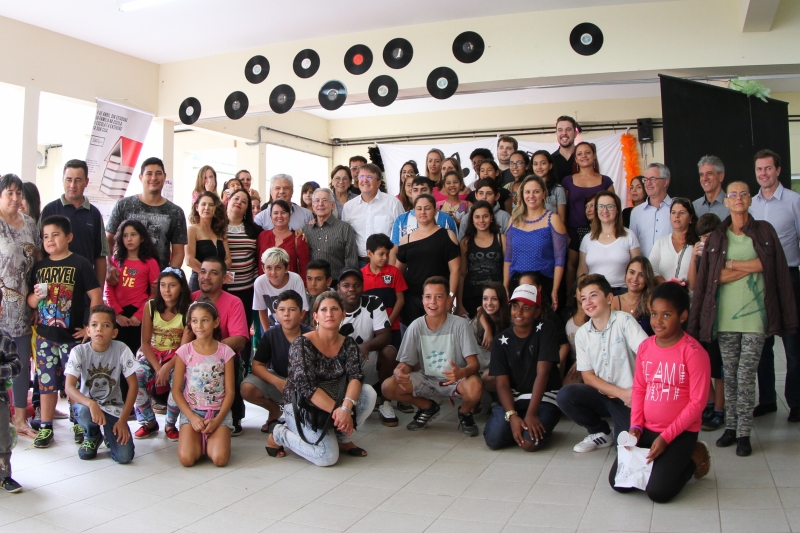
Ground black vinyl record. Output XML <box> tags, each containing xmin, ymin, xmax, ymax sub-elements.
<box><xmin>368</xmin><ymin>75</ymin><xmax>398</xmax><ymax>107</ymax></box>
<box><xmin>344</xmin><ymin>44</ymin><xmax>373</xmax><ymax>75</ymax></box>
<box><xmin>383</xmin><ymin>38</ymin><xmax>413</xmax><ymax>69</ymax></box>
<box><xmin>244</xmin><ymin>55</ymin><xmax>269</xmax><ymax>84</ymax></box>
<box><xmin>570</xmin><ymin>23</ymin><xmax>604</xmax><ymax>56</ymax></box>
<box><xmin>224</xmin><ymin>91</ymin><xmax>248</xmax><ymax>120</ymax></box>
<box><xmin>178</xmin><ymin>97</ymin><xmax>201</xmax><ymax>125</ymax></box>
<box><xmin>426</xmin><ymin>67</ymin><xmax>458</xmax><ymax>100</ymax></box>
<box><xmin>269</xmin><ymin>84</ymin><xmax>296</xmax><ymax>114</ymax></box>
<box><xmin>452</xmin><ymin>31</ymin><xmax>484</xmax><ymax>63</ymax></box>
<box><xmin>319</xmin><ymin>80</ymin><xmax>347</xmax><ymax>111</ymax></box>
<box><xmin>293</xmin><ymin>49</ymin><xmax>320</xmax><ymax>78</ymax></box>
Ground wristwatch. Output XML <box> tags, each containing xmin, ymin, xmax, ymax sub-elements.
<box><xmin>504</xmin><ymin>410</ymin><xmax>517</xmax><ymax>422</ymax></box>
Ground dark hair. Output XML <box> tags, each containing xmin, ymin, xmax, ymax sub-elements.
<box><xmin>572</xmin><ymin>142</ymin><xmax>599</xmax><ymax>174</ymax></box>
<box><xmin>330</xmin><ymin>164</ymin><xmax>352</xmax><ymax>188</ymax></box>
<box><xmin>276</xmin><ymin>289</ymin><xmax>304</xmax><ymax>309</ymax></box>
<box><xmin>153</xmin><ymin>268</ymin><xmax>191</xmax><ymax>316</ymax></box>
<box><xmin>366</xmin><ymin>233</ymin><xmax>394</xmax><ymax>254</ymax></box>
<box><xmin>227</xmin><ymin>189</ymin><xmax>260</xmax><ymax>238</ymax></box>
<box><xmin>349</xmin><ymin>155</ymin><xmax>368</xmax><ymax>166</ymax></box>
<box><xmin>189</xmin><ymin>191</ymin><xmax>228</xmax><ymax>238</ymax></box>
<box><xmin>478</xmin><ymin>160</ymin><xmax>500</xmax><ymax>174</ymax></box>
<box><xmin>565</xmin><ymin>276</ymin><xmax>584</xmax><ymax>319</ymax></box>
<box><xmin>509</xmin><ymin>150</ymin><xmax>531</xmax><ymax>177</ymax></box>
<box><xmin>585</xmin><ymin>192</ymin><xmax>599</xmax><ymax>208</ymax></box>
<box><xmin>398</xmin><ymin>161</ymin><xmax>419</xmax><ymax>211</ymax></box>
<box><xmin>413</xmin><ymin>193</ymin><xmax>436</xmax><ymax>210</ymax></box>
<box><xmin>473</xmin><ymin>177</ymin><xmax>499</xmax><ymax>195</ymax></box>
<box><xmin>556</xmin><ymin>115</ymin><xmax>580</xmax><ymax>132</ymax></box>
<box><xmin>625</xmin><ymin>256</ymin><xmax>656</xmax><ymax>319</ymax></box>
<box><xmin>306</xmin><ymin>259</ymin><xmax>332</xmax><ymax>279</ymax></box>
<box><xmin>463</xmin><ymin>201</ymin><xmax>499</xmax><ymax>243</ymax></box>
<box><xmin>41</xmin><ymin>214</ymin><xmax>71</xmax><ymax>235</ymax></box>
<box><xmin>312</xmin><ymin>290</ymin><xmax>344</xmax><ymax>315</ymax></box>
<box><xmin>423</xmin><ymin>276</ymin><xmax>448</xmax><ymax>292</ymax></box>
<box><xmin>531</xmin><ymin>150</ymin><xmax>561</xmax><ymax>190</ymax></box>
<box><xmin>300</xmin><ymin>181</ymin><xmax>320</xmax><ymax>209</ymax></box>
<box><xmin>63</xmin><ymin>159</ymin><xmax>88</xmax><ymax>178</ymax></box>
<box><xmin>89</xmin><ymin>304</ymin><xmax>116</xmax><ymax>325</ymax></box>
<box><xmin>441</xmin><ymin>169</ymin><xmax>465</xmax><ymax>192</ymax></box>
<box><xmin>411</xmin><ymin>176</ymin><xmax>435</xmax><ymax>189</ymax></box>
<box><xmin>187</xmin><ymin>299</ymin><xmax>222</xmax><ymax>341</ymax></box>
<box><xmin>670</xmin><ymin>198</ymin><xmax>699</xmax><ymax>245</ymax></box>
<box><xmin>651</xmin><ymin>281</ymin><xmax>691</xmax><ymax>317</ymax></box>
<box><xmin>475</xmin><ymin>282</ymin><xmax>510</xmax><ymax>340</ymax></box>
<box><xmin>498</xmin><ymin>135</ymin><xmax>518</xmax><ymax>150</ymax></box>
<box><xmin>113</xmin><ymin>219</ymin><xmax>159</xmax><ymax>267</ymax></box>
<box><xmin>754</xmin><ymin>149</ymin><xmax>781</xmax><ymax>169</ymax></box>
<box><xmin>470</xmin><ymin>148</ymin><xmax>494</xmax><ymax>161</ymax></box>
<box><xmin>201</xmin><ymin>256</ymin><xmax>227</xmax><ymax>275</ymax></box>
<box><xmin>696</xmin><ymin>213</ymin><xmax>722</xmax><ymax>236</ymax></box>
<box><xmin>270</xmin><ymin>199</ymin><xmax>292</xmax><ymax>223</ymax></box>
<box><xmin>22</xmin><ymin>182</ymin><xmax>41</xmax><ymax>224</ymax></box>
<box><xmin>359</xmin><ymin>163</ymin><xmax>383</xmax><ymax>181</ymax></box>
<box><xmin>578</xmin><ymin>273</ymin><xmax>612</xmax><ymax>296</ymax></box>
<box><xmin>235</xmin><ymin>169</ymin><xmax>251</xmax><ymax>181</ymax></box>
<box><xmin>0</xmin><ymin>174</ymin><xmax>23</xmax><ymax>194</ymax></box>
<box><xmin>139</xmin><ymin>157</ymin><xmax>165</xmax><ymax>175</ymax></box>
<box><xmin>223</xmin><ymin>178</ymin><xmax>243</xmax><ymax>192</ymax></box>
<box><xmin>590</xmin><ymin>191</ymin><xmax>624</xmax><ymax>240</ymax></box>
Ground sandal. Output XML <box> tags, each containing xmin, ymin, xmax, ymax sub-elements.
<box><xmin>261</xmin><ymin>419</ymin><xmax>281</xmax><ymax>434</ymax></box>
<box><xmin>340</xmin><ymin>444</ymin><xmax>368</xmax><ymax>457</ymax></box>
<box><xmin>265</xmin><ymin>434</ymin><xmax>285</xmax><ymax>458</ymax></box>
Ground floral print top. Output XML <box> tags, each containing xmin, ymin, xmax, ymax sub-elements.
<box><xmin>284</xmin><ymin>335</ymin><xmax>363</xmax><ymax>404</ymax></box>
<box><xmin>0</xmin><ymin>215</ymin><xmax>40</xmax><ymax>337</ymax></box>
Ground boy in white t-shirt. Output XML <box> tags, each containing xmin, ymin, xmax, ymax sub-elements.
<box><xmin>253</xmin><ymin>247</ymin><xmax>309</xmax><ymax>330</ymax></box>
<box><xmin>65</xmin><ymin>305</ymin><xmax>139</xmax><ymax>463</ymax></box>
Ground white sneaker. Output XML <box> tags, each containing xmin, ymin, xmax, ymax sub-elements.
<box><xmin>573</xmin><ymin>431</ymin><xmax>613</xmax><ymax>453</ymax></box>
<box><xmin>379</xmin><ymin>401</ymin><xmax>399</xmax><ymax>427</ymax></box>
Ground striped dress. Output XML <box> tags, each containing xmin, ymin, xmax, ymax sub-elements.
<box><xmin>226</xmin><ymin>223</ymin><xmax>259</xmax><ymax>293</ymax></box>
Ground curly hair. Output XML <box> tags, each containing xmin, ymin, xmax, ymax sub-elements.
<box><xmin>189</xmin><ymin>191</ymin><xmax>228</xmax><ymax>238</ymax></box>
<box><xmin>113</xmin><ymin>219</ymin><xmax>159</xmax><ymax>267</ymax></box>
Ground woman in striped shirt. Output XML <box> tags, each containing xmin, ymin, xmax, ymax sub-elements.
<box><xmin>226</xmin><ymin>190</ymin><xmax>262</xmax><ymax>350</ymax></box>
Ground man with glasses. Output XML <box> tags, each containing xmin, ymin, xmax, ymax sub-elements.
<box><xmin>348</xmin><ymin>155</ymin><xmax>368</xmax><ymax>195</ymax></box>
<box><xmin>253</xmin><ymin>173</ymin><xmax>314</xmax><ymax>231</ymax></box>
<box><xmin>304</xmin><ymin>188</ymin><xmax>359</xmax><ymax>283</ymax></box>
<box><xmin>748</xmin><ymin>149</ymin><xmax>800</xmax><ymax>423</ymax></box>
<box><xmin>693</xmin><ymin>155</ymin><xmax>729</xmax><ymax>219</ymax></box>
<box><xmin>552</xmin><ymin>116</ymin><xmax>579</xmax><ymax>181</ymax></box>
<box><xmin>629</xmin><ymin>163</ymin><xmax>673</xmax><ymax>257</ymax></box>
<box><xmin>341</xmin><ymin>163</ymin><xmax>404</xmax><ymax>266</ymax></box>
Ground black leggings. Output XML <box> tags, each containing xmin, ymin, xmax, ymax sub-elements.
<box><xmin>609</xmin><ymin>428</ymin><xmax>698</xmax><ymax>503</ymax></box>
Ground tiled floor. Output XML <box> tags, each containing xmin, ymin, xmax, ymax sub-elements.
<box><xmin>3</xmin><ymin>348</ymin><xmax>800</xmax><ymax>533</ymax></box>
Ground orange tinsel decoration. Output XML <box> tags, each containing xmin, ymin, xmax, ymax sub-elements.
<box><xmin>620</xmin><ymin>133</ymin><xmax>641</xmax><ymax>206</ymax></box>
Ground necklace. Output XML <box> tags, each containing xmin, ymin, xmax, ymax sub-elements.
<box><xmin>623</xmin><ymin>293</ymin><xmax>639</xmax><ymax>314</ymax></box>
<box><xmin>524</xmin><ymin>211</ymin><xmax>547</xmax><ymax>224</ymax></box>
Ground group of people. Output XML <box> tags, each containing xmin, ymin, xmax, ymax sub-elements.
<box><xmin>0</xmin><ymin>114</ymin><xmax>796</xmax><ymax>505</ymax></box>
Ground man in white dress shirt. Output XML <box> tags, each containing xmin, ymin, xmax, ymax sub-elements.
<box><xmin>630</xmin><ymin>163</ymin><xmax>673</xmax><ymax>257</ymax></box>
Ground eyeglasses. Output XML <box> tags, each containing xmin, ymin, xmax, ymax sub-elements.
<box><xmin>331</xmin><ymin>176</ymin><xmax>350</xmax><ymax>182</ymax></box>
<box><xmin>509</xmin><ymin>161</ymin><xmax>527</xmax><ymax>168</ymax></box>
<box><xmin>312</xmin><ymin>198</ymin><xmax>330</xmax><ymax>204</ymax></box>
<box><xmin>726</xmin><ymin>191</ymin><xmax>751</xmax><ymax>199</ymax></box>
<box><xmin>641</xmin><ymin>177</ymin><xmax>666</xmax><ymax>184</ymax></box>
<box><xmin>597</xmin><ymin>204</ymin><xmax>616</xmax><ymax>211</ymax></box>
<box><xmin>349</xmin><ymin>165</ymin><xmax>363</xmax><ymax>173</ymax></box>
<box><xmin>358</xmin><ymin>175</ymin><xmax>376</xmax><ymax>181</ymax></box>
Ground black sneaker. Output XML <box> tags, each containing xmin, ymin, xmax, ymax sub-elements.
<box><xmin>736</xmin><ymin>436</ymin><xmax>752</xmax><ymax>457</ymax></box>
<box><xmin>753</xmin><ymin>403</ymin><xmax>777</xmax><ymax>417</ymax></box>
<box><xmin>0</xmin><ymin>477</ymin><xmax>22</xmax><ymax>493</ymax></box>
<box><xmin>701</xmin><ymin>404</ymin><xmax>714</xmax><ymax>425</ymax></box>
<box><xmin>789</xmin><ymin>406</ymin><xmax>800</xmax><ymax>423</ymax></box>
<box><xmin>457</xmin><ymin>411</ymin><xmax>479</xmax><ymax>437</ymax></box>
<box><xmin>30</xmin><ymin>406</ymin><xmax>41</xmax><ymax>431</ymax></box>
<box><xmin>33</xmin><ymin>428</ymin><xmax>54</xmax><ymax>448</ymax></box>
<box><xmin>702</xmin><ymin>411</ymin><xmax>725</xmax><ymax>431</ymax></box>
<box><xmin>407</xmin><ymin>402</ymin><xmax>440</xmax><ymax>431</ymax></box>
<box><xmin>78</xmin><ymin>438</ymin><xmax>100</xmax><ymax>460</ymax></box>
<box><xmin>72</xmin><ymin>423</ymin><xmax>85</xmax><ymax>444</ymax></box>
<box><xmin>716</xmin><ymin>428</ymin><xmax>737</xmax><ymax>448</ymax></box>
<box><xmin>231</xmin><ymin>424</ymin><xmax>243</xmax><ymax>437</ymax></box>
<box><xmin>396</xmin><ymin>401</ymin><xmax>415</xmax><ymax>414</ymax></box>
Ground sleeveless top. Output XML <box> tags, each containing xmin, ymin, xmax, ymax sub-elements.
<box><xmin>464</xmin><ymin>234</ymin><xmax>504</xmax><ymax>300</ymax></box>
<box><xmin>196</xmin><ymin>239</ymin><xmax>226</xmax><ymax>263</ymax></box>
<box><xmin>505</xmin><ymin>213</ymin><xmax>568</xmax><ymax>279</ymax></box>
<box><xmin>615</xmin><ymin>294</ymin><xmax>654</xmax><ymax>336</ymax></box>
<box><xmin>396</xmin><ymin>227</ymin><xmax>460</xmax><ymax>296</ymax></box>
<box><xmin>227</xmin><ymin>224</ymin><xmax>259</xmax><ymax>292</ymax></box>
<box><xmin>147</xmin><ymin>300</ymin><xmax>185</xmax><ymax>362</ymax></box>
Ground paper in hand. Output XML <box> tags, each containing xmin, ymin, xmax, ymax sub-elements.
<box><xmin>614</xmin><ymin>431</ymin><xmax>653</xmax><ymax>490</ymax></box>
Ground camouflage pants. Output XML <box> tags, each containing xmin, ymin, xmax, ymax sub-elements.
<box><xmin>718</xmin><ymin>332</ymin><xmax>765</xmax><ymax>437</ymax></box>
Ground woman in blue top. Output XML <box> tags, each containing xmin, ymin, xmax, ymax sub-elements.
<box><xmin>504</xmin><ymin>175</ymin><xmax>568</xmax><ymax>310</ymax></box>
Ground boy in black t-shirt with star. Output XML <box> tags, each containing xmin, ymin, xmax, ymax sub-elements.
<box><xmin>483</xmin><ymin>284</ymin><xmax>562</xmax><ymax>451</ymax></box>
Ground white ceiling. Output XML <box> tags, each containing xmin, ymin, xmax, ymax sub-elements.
<box><xmin>0</xmin><ymin>0</ymin><xmax>672</xmax><ymax>64</ymax></box>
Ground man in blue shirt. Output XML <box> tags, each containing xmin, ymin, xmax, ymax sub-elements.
<box><xmin>629</xmin><ymin>163</ymin><xmax>673</xmax><ymax>258</ymax></box>
<box><xmin>692</xmin><ymin>155</ymin><xmax>730</xmax><ymax>220</ymax></box>
<box><xmin>748</xmin><ymin>149</ymin><xmax>800</xmax><ymax>423</ymax></box>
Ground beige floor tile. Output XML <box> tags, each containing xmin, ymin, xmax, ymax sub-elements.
<box><xmin>441</xmin><ymin>497</ymin><xmax>520</xmax><ymax>524</ymax></box>
<box><xmin>346</xmin><ymin>509</ymin><xmax>435</xmax><ymax>533</ymax></box>
<box><xmin>36</xmin><ymin>502</ymin><xmax>119</xmax><ymax>533</ymax></box>
<box><xmin>718</xmin><ymin>487</ymin><xmax>783</xmax><ymax>509</ymax></box>
<box><xmin>650</xmin><ymin>507</ymin><xmax>721</xmax><ymax>533</ymax></box>
<box><xmin>225</xmin><ymin>492</ymin><xmax>309</xmax><ymax>520</ymax></box>
<box><xmin>375</xmin><ymin>490</ymin><xmax>454</xmax><ymax>517</ymax></box>
<box><xmin>509</xmin><ymin>502</ymin><xmax>585</xmax><ymax>529</ymax></box>
<box><xmin>461</xmin><ymin>478</ymin><xmax>533</xmax><ymax>502</ymax></box>
<box><xmin>525</xmin><ymin>483</ymin><xmax>594</xmax><ymax>506</ymax></box>
<box><xmin>716</xmin><ymin>468</ymin><xmax>776</xmax><ymax>488</ymax></box>
<box><xmin>720</xmin><ymin>509</ymin><xmax>790</xmax><ymax>533</ymax></box>
<box><xmin>578</xmin><ymin>501</ymin><xmax>653</xmax><ymax>532</ymax></box>
<box><xmin>0</xmin><ymin>517</ymin><xmax>72</xmax><ymax>533</ymax></box>
<box><xmin>538</xmin><ymin>466</ymin><xmax>603</xmax><ymax>486</ymax></box>
<box><xmin>479</xmin><ymin>462</ymin><xmax>544</xmax><ymax>484</ymax></box>
<box><xmin>0</xmin><ymin>488</ymin><xmax>75</xmax><ymax>516</ymax></box>
<box><xmin>283</xmin><ymin>501</ymin><xmax>370</xmax><ymax>531</ymax></box>
<box><xmin>400</xmin><ymin>473</ymin><xmax>474</xmax><ymax>497</ymax></box>
<box><xmin>779</xmin><ymin>488</ymin><xmax>800</xmax><ymax>508</ymax></box>
<box><xmin>182</xmin><ymin>509</ymin><xmax>274</xmax><ymax>533</ymax></box>
<box><xmin>425</xmin><ymin>517</ymin><xmax>505</xmax><ymax>533</ymax></box>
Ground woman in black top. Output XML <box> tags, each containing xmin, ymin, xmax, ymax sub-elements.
<box><xmin>186</xmin><ymin>192</ymin><xmax>230</xmax><ymax>291</ymax></box>
<box><xmin>396</xmin><ymin>194</ymin><xmax>461</xmax><ymax>325</ymax></box>
<box><xmin>622</xmin><ymin>176</ymin><xmax>646</xmax><ymax>228</ymax></box>
<box><xmin>457</xmin><ymin>201</ymin><xmax>506</xmax><ymax>319</ymax></box>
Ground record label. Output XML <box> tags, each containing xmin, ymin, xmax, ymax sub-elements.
<box><xmin>452</xmin><ymin>31</ymin><xmax>485</xmax><ymax>63</ymax></box>
<box><xmin>426</xmin><ymin>67</ymin><xmax>458</xmax><ymax>100</ymax></box>
<box><xmin>244</xmin><ymin>55</ymin><xmax>269</xmax><ymax>84</ymax></box>
<box><xmin>293</xmin><ymin>49</ymin><xmax>320</xmax><ymax>78</ymax></box>
<box><xmin>345</xmin><ymin>44</ymin><xmax>373</xmax><ymax>75</ymax></box>
<box><xmin>179</xmin><ymin>97</ymin><xmax>201</xmax><ymax>125</ymax></box>
<box><xmin>319</xmin><ymin>80</ymin><xmax>347</xmax><ymax>111</ymax></box>
<box><xmin>224</xmin><ymin>91</ymin><xmax>249</xmax><ymax>120</ymax></box>
<box><xmin>368</xmin><ymin>75</ymin><xmax>398</xmax><ymax>107</ymax></box>
<box><xmin>383</xmin><ymin>38</ymin><xmax>413</xmax><ymax>69</ymax></box>
<box><xmin>269</xmin><ymin>84</ymin><xmax>296</xmax><ymax>114</ymax></box>
<box><xmin>570</xmin><ymin>23</ymin><xmax>604</xmax><ymax>55</ymax></box>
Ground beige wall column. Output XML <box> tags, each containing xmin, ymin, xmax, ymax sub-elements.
<box><xmin>21</xmin><ymin>86</ymin><xmax>40</xmax><ymax>183</ymax></box>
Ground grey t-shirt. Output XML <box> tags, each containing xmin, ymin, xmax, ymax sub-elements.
<box><xmin>65</xmin><ymin>340</ymin><xmax>140</xmax><ymax>418</ymax></box>
<box><xmin>106</xmin><ymin>196</ymin><xmax>188</xmax><ymax>269</ymax></box>
<box><xmin>397</xmin><ymin>314</ymin><xmax>480</xmax><ymax>379</ymax></box>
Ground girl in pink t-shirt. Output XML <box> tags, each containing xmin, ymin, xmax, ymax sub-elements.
<box><xmin>172</xmin><ymin>301</ymin><xmax>236</xmax><ymax>467</ymax></box>
<box><xmin>609</xmin><ymin>281</ymin><xmax>711</xmax><ymax>503</ymax></box>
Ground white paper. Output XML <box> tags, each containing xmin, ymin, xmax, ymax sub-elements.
<box><xmin>614</xmin><ymin>431</ymin><xmax>653</xmax><ymax>490</ymax></box>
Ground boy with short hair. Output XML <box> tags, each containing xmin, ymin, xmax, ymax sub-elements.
<box><xmin>0</xmin><ymin>291</ymin><xmax>23</xmax><ymax>493</ymax></box>
<box><xmin>241</xmin><ymin>290</ymin><xmax>312</xmax><ymax>433</ymax></box>
<box><xmin>304</xmin><ymin>259</ymin><xmax>333</xmax><ymax>326</ymax></box>
<box><xmin>362</xmin><ymin>234</ymin><xmax>407</xmax><ymax>350</ymax></box>
<box><xmin>459</xmin><ymin>178</ymin><xmax>511</xmax><ymax>239</ymax></box>
<box><xmin>28</xmin><ymin>215</ymin><xmax>103</xmax><ymax>448</ymax></box>
<box><xmin>253</xmin><ymin>247</ymin><xmax>308</xmax><ymax>330</ymax></box>
<box><xmin>556</xmin><ymin>274</ymin><xmax>648</xmax><ymax>452</ymax></box>
<box><xmin>65</xmin><ymin>305</ymin><xmax>139</xmax><ymax>462</ymax></box>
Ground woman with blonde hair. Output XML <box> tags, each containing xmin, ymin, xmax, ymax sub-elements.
<box><xmin>192</xmin><ymin>165</ymin><xmax>217</xmax><ymax>204</ymax></box>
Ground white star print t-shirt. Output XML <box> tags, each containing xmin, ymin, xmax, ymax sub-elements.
<box><xmin>397</xmin><ymin>314</ymin><xmax>480</xmax><ymax>380</ymax></box>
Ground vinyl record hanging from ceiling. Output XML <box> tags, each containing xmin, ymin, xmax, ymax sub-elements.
<box><xmin>383</xmin><ymin>37</ymin><xmax>413</xmax><ymax>69</ymax></box>
<box><xmin>179</xmin><ymin>97</ymin><xmax>201</xmax><ymax>125</ymax></box>
<box><xmin>368</xmin><ymin>75</ymin><xmax>398</xmax><ymax>107</ymax></box>
<box><xmin>244</xmin><ymin>55</ymin><xmax>269</xmax><ymax>84</ymax></box>
<box><xmin>224</xmin><ymin>91</ymin><xmax>249</xmax><ymax>120</ymax></box>
<box><xmin>293</xmin><ymin>48</ymin><xmax>320</xmax><ymax>78</ymax></box>
<box><xmin>269</xmin><ymin>84</ymin><xmax>296</xmax><ymax>114</ymax></box>
<box><xmin>319</xmin><ymin>80</ymin><xmax>347</xmax><ymax>111</ymax></box>
<box><xmin>452</xmin><ymin>31</ymin><xmax>484</xmax><ymax>63</ymax></box>
<box><xmin>344</xmin><ymin>44</ymin><xmax>373</xmax><ymax>75</ymax></box>
<box><xmin>569</xmin><ymin>22</ymin><xmax>604</xmax><ymax>55</ymax></box>
<box><xmin>426</xmin><ymin>67</ymin><xmax>458</xmax><ymax>100</ymax></box>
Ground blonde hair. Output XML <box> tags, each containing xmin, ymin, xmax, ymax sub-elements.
<box><xmin>510</xmin><ymin>175</ymin><xmax>548</xmax><ymax>227</ymax></box>
<box><xmin>261</xmin><ymin>247</ymin><xmax>290</xmax><ymax>267</ymax></box>
<box><xmin>194</xmin><ymin>165</ymin><xmax>217</xmax><ymax>195</ymax></box>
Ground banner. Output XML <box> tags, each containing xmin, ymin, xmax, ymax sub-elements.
<box><xmin>84</xmin><ymin>98</ymin><xmax>153</xmax><ymax>218</ymax></box>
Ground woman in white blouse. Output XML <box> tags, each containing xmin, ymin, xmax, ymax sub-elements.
<box><xmin>576</xmin><ymin>191</ymin><xmax>641</xmax><ymax>295</ymax></box>
<box><xmin>649</xmin><ymin>198</ymin><xmax>698</xmax><ymax>284</ymax></box>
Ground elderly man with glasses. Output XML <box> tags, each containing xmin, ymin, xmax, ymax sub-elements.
<box><xmin>304</xmin><ymin>188</ymin><xmax>359</xmax><ymax>283</ymax></box>
<box><xmin>629</xmin><ymin>162</ymin><xmax>673</xmax><ymax>257</ymax></box>
<box><xmin>253</xmin><ymin>174</ymin><xmax>314</xmax><ymax>231</ymax></box>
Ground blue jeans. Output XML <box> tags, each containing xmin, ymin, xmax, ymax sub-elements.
<box><xmin>72</xmin><ymin>404</ymin><xmax>135</xmax><ymax>464</ymax></box>
<box><xmin>483</xmin><ymin>401</ymin><xmax>561</xmax><ymax>451</ymax></box>
<box><xmin>556</xmin><ymin>383</ymin><xmax>631</xmax><ymax>441</ymax></box>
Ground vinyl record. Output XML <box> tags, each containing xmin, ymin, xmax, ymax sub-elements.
<box><xmin>344</xmin><ymin>44</ymin><xmax>373</xmax><ymax>75</ymax></box>
<box><xmin>224</xmin><ymin>91</ymin><xmax>249</xmax><ymax>120</ymax></box>
<box><xmin>368</xmin><ymin>75</ymin><xmax>398</xmax><ymax>107</ymax></box>
<box><xmin>244</xmin><ymin>55</ymin><xmax>269</xmax><ymax>84</ymax></box>
<box><xmin>383</xmin><ymin>37</ymin><xmax>413</xmax><ymax>69</ymax></box>
<box><xmin>293</xmin><ymin>49</ymin><xmax>320</xmax><ymax>78</ymax></box>
<box><xmin>569</xmin><ymin>22</ymin><xmax>604</xmax><ymax>56</ymax></box>
<box><xmin>452</xmin><ymin>31</ymin><xmax>484</xmax><ymax>63</ymax></box>
<box><xmin>319</xmin><ymin>80</ymin><xmax>347</xmax><ymax>111</ymax></box>
<box><xmin>178</xmin><ymin>97</ymin><xmax>201</xmax><ymax>125</ymax></box>
<box><xmin>269</xmin><ymin>84</ymin><xmax>296</xmax><ymax>114</ymax></box>
<box><xmin>426</xmin><ymin>67</ymin><xmax>458</xmax><ymax>100</ymax></box>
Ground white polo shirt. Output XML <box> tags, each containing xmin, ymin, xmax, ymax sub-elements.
<box><xmin>575</xmin><ymin>310</ymin><xmax>648</xmax><ymax>389</ymax></box>
<box><xmin>341</xmin><ymin>191</ymin><xmax>405</xmax><ymax>257</ymax></box>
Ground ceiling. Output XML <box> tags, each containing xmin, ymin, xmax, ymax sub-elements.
<box><xmin>0</xmin><ymin>0</ymin><xmax>673</xmax><ymax>64</ymax></box>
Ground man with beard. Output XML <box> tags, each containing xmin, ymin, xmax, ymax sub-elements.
<box><xmin>497</xmin><ymin>136</ymin><xmax>518</xmax><ymax>187</ymax></box>
<box><xmin>552</xmin><ymin>116</ymin><xmax>579</xmax><ymax>180</ymax></box>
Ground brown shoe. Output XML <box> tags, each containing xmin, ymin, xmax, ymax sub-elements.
<box><xmin>693</xmin><ymin>441</ymin><xmax>711</xmax><ymax>479</ymax></box>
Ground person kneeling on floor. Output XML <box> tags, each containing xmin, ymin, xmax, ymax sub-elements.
<box><xmin>483</xmin><ymin>284</ymin><xmax>562</xmax><ymax>451</ymax></box>
<box><xmin>381</xmin><ymin>276</ymin><xmax>482</xmax><ymax>436</ymax></box>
